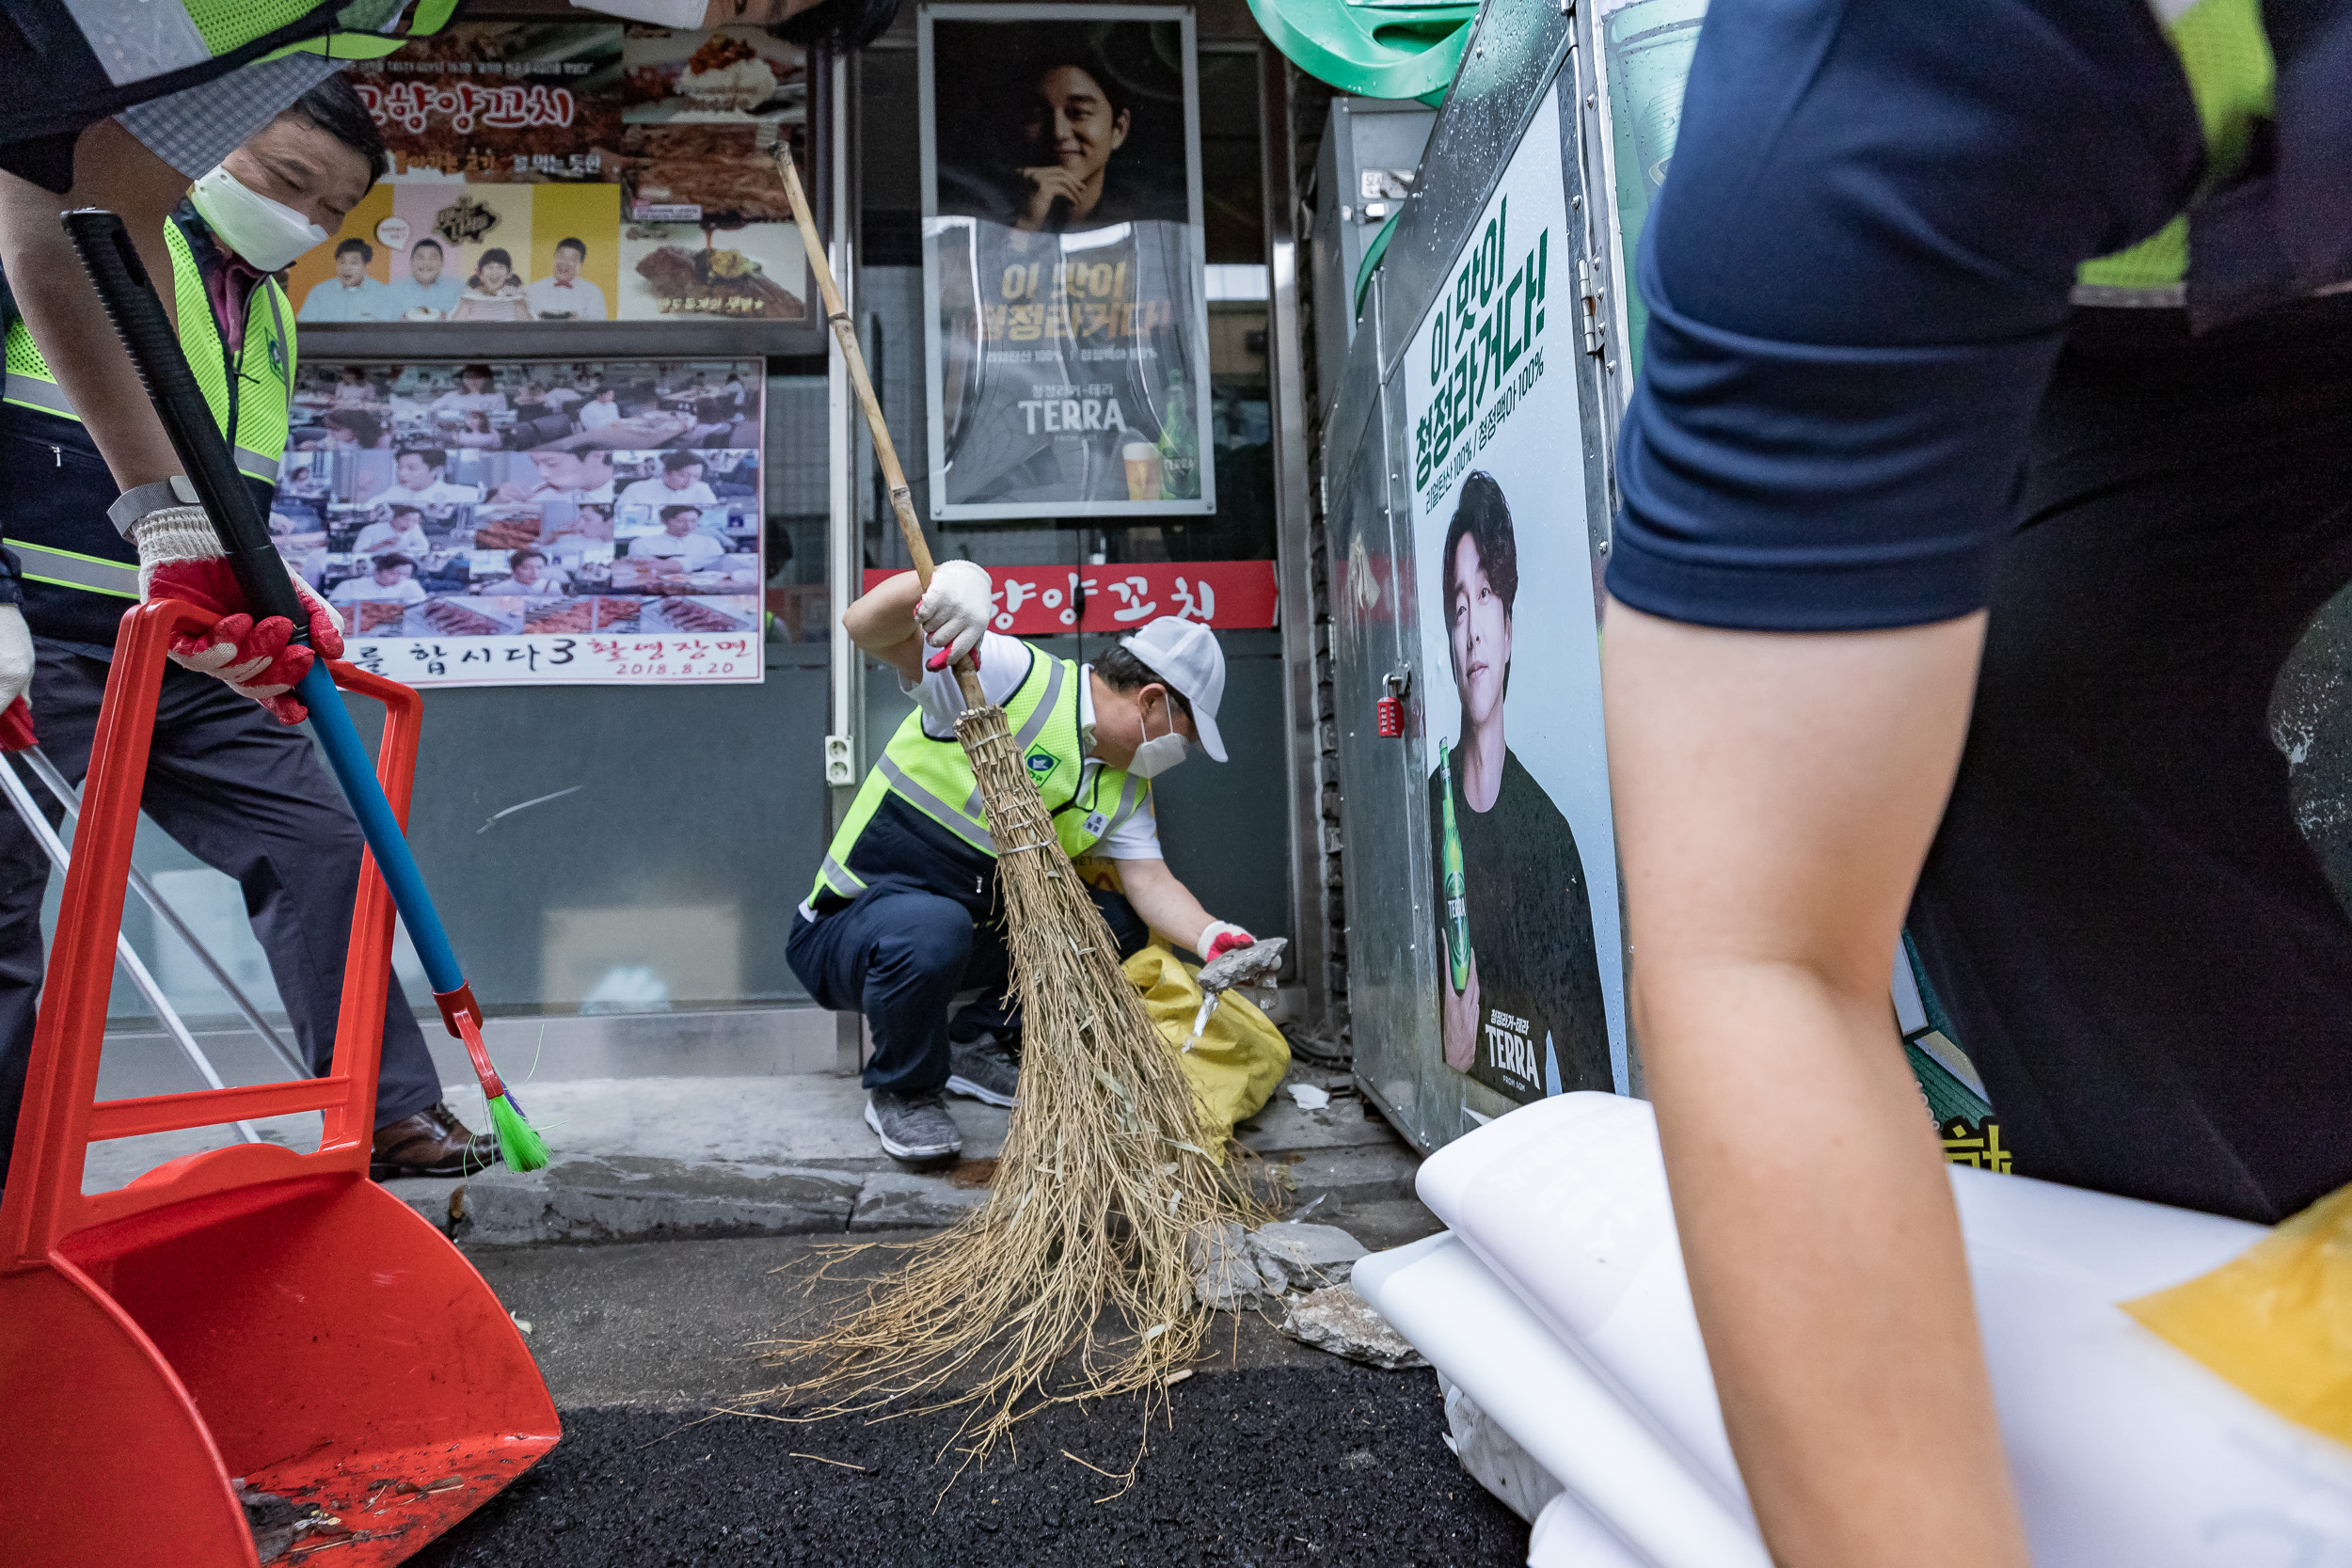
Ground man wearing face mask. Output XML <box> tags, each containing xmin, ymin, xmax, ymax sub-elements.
<box><xmin>789</xmin><ymin>562</ymin><xmax>1252</xmax><ymax>1163</ymax></box>
<box><xmin>0</xmin><ymin>76</ymin><xmax>502</xmax><ymax>1189</ymax></box>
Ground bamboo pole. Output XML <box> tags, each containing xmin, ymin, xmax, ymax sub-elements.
<box><xmin>775</xmin><ymin>145</ymin><xmax>985</xmax><ymax>711</ymax></box>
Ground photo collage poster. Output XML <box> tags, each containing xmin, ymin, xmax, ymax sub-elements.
<box><xmin>1404</xmin><ymin>90</ymin><xmax>1626</xmax><ymax>1116</ymax></box>
<box><xmin>284</xmin><ymin>23</ymin><xmax>810</xmax><ymax>326</ymax></box>
<box><xmin>917</xmin><ymin>4</ymin><xmax>1216</xmax><ymax>519</ymax></box>
<box><xmin>272</xmin><ymin>360</ymin><xmax>765</xmax><ymax>686</ymax></box>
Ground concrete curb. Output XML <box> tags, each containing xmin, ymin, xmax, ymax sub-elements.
<box><xmin>465</xmin><ymin>1156</ymin><xmax>865</xmax><ymax>1245</ymax></box>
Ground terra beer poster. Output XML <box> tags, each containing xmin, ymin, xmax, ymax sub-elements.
<box><xmin>916</xmin><ymin>4</ymin><xmax>1216</xmax><ymax>520</ymax></box>
<box><xmin>1405</xmin><ymin>88</ymin><xmax>1626</xmax><ymax>1111</ymax></box>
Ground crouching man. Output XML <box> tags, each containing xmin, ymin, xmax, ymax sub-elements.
<box><xmin>788</xmin><ymin>563</ymin><xmax>1255</xmax><ymax>1163</ymax></box>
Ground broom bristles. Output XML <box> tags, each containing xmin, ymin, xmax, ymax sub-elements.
<box><xmin>760</xmin><ymin>702</ymin><xmax>1265</xmax><ymax>1475</ymax></box>
<box><xmin>485</xmin><ymin>1091</ymin><xmax>548</xmax><ymax>1172</ymax></box>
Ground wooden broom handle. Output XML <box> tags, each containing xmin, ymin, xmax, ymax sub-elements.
<box><xmin>776</xmin><ymin>145</ymin><xmax>987</xmax><ymax>711</ymax></box>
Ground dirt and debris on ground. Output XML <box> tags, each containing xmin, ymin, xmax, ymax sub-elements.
<box><xmin>401</xmin><ymin>1201</ymin><xmax>1516</xmax><ymax>1565</ymax></box>
<box><xmin>407</xmin><ymin>1365</ymin><xmax>1523</xmax><ymax>1568</ymax></box>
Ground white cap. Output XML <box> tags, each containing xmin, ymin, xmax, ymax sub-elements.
<box><xmin>1120</xmin><ymin>616</ymin><xmax>1228</xmax><ymax>762</ymax></box>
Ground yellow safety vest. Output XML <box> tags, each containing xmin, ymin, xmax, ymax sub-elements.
<box><xmin>2076</xmin><ymin>0</ymin><xmax>2274</xmax><ymax>296</ymax></box>
<box><xmin>2</xmin><ymin>215</ymin><xmax>294</xmax><ymax>598</ymax></box>
<box><xmin>811</xmin><ymin>647</ymin><xmax>1153</xmax><ymax>905</ymax></box>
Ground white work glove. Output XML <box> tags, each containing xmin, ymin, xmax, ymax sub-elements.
<box><xmin>132</xmin><ymin>505</ymin><xmax>346</xmax><ymax>725</ymax></box>
<box><xmin>914</xmin><ymin>559</ymin><xmax>993</xmax><ymax>673</ymax></box>
<box><xmin>1198</xmin><ymin>919</ymin><xmax>1255</xmax><ymax>962</ymax></box>
<box><xmin>0</xmin><ymin>603</ymin><xmax>31</xmax><ymax>716</ymax></box>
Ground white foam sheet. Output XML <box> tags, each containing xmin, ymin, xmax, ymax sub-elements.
<box><xmin>1415</xmin><ymin>1091</ymin><xmax>2352</xmax><ymax>1566</ymax></box>
<box><xmin>1527</xmin><ymin>1489</ymin><xmax>1656</xmax><ymax>1568</ymax></box>
<box><xmin>1353</xmin><ymin>1234</ymin><xmax>1769</xmax><ymax>1568</ymax></box>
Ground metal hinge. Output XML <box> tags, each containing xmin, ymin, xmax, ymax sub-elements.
<box><xmin>1576</xmin><ymin>256</ymin><xmax>1606</xmax><ymax>357</ymax></box>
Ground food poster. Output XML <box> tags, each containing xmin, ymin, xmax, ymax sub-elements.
<box><xmin>1596</xmin><ymin>0</ymin><xmax>1705</xmax><ymax>374</ymax></box>
<box><xmin>1404</xmin><ymin>89</ymin><xmax>1626</xmax><ymax>1112</ymax></box>
<box><xmin>273</xmin><ymin>359</ymin><xmax>764</xmax><ymax>687</ymax></box>
<box><xmin>287</xmin><ymin>23</ymin><xmax>809</xmax><ymax>326</ymax></box>
<box><xmin>917</xmin><ymin>5</ymin><xmax>1216</xmax><ymax>520</ymax></box>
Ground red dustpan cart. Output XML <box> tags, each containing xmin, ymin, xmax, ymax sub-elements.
<box><xmin>0</xmin><ymin>600</ymin><xmax>559</xmax><ymax>1565</ymax></box>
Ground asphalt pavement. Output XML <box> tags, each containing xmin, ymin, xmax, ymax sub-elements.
<box><xmin>402</xmin><ymin>1204</ymin><xmax>1529</xmax><ymax>1568</ymax></box>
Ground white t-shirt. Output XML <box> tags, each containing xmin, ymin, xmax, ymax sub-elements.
<box><xmin>508</xmin><ymin>570</ymin><xmax>570</xmax><ymax>595</ymax></box>
<box><xmin>523</xmin><ymin>274</ymin><xmax>609</xmax><ymax>320</ymax></box>
<box><xmin>579</xmin><ymin>399</ymin><xmax>623</xmax><ymax>430</ymax></box>
<box><xmin>628</xmin><ymin>531</ymin><xmax>723</xmax><ymax>569</ymax></box>
<box><xmin>330</xmin><ymin>575</ymin><xmax>429</xmax><ymax>606</ymax></box>
<box><xmin>618</xmin><ymin>477</ymin><xmax>718</xmax><ymax>509</ymax></box>
<box><xmin>905</xmin><ymin>631</ymin><xmax>1163</xmax><ymax>860</ymax></box>
<box><xmin>370</xmin><ymin>478</ymin><xmax>481</xmax><ymax>508</ymax></box>
<box><xmin>352</xmin><ymin>520</ymin><xmax>430</xmax><ymax>558</ymax></box>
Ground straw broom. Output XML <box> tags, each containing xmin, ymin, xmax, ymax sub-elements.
<box><xmin>761</xmin><ymin>150</ymin><xmax>1262</xmax><ymax>1470</ymax></box>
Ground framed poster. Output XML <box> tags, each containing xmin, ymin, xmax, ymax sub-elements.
<box><xmin>287</xmin><ymin>23</ymin><xmax>812</xmax><ymax>333</ymax></box>
<box><xmin>271</xmin><ymin>359</ymin><xmax>765</xmax><ymax>688</ymax></box>
<box><xmin>1405</xmin><ymin>88</ymin><xmax>1627</xmax><ymax>1107</ymax></box>
<box><xmin>917</xmin><ymin>4</ymin><xmax>1215</xmax><ymax>520</ymax></box>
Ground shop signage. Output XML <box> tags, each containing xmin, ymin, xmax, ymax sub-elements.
<box><xmin>287</xmin><ymin>24</ymin><xmax>812</xmax><ymax>327</ymax></box>
<box><xmin>269</xmin><ymin>357</ymin><xmax>765</xmax><ymax>687</ymax></box>
<box><xmin>1403</xmin><ymin>88</ymin><xmax>1626</xmax><ymax>1108</ymax></box>
<box><xmin>916</xmin><ymin>4</ymin><xmax>1215</xmax><ymax>520</ymax></box>
<box><xmin>860</xmin><ymin>560</ymin><xmax>1276</xmax><ymax>633</ymax></box>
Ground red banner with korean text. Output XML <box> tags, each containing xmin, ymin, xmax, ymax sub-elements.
<box><xmin>861</xmin><ymin>561</ymin><xmax>1277</xmax><ymax>635</ymax></box>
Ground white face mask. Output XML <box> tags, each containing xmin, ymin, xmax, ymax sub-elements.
<box><xmin>188</xmin><ymin>166</ymin><xmax>329</xmax><ymax>272</ymax></box>
<box><xmin>1125</xmin><ymin>694</ymin><xmax>1188</xmax><ymax>780</ymax></box>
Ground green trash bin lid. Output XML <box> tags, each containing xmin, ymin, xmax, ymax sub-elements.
<box><xmin>1248</xmin><ymin>0</ymin><xmax>1479</xmax><ymax>104</ymax></box>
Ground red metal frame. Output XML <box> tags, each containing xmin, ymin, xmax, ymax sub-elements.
<box><xmin>0</xmin><ymin>600</ymin><xmax>557</xmax><ymax>1566</ymax></box>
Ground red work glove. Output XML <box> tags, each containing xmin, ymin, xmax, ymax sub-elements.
<box><xmin>1199</xmin><ymin>919</ymin><xmax>1255</xmax><ymax>962</ymax></box>
<box><xmin>0</xmin><ymin>696</ymin><xmax>34</xmax><ymax>753</ymax></box>
<box><xmin>134</xmin><ymin>508</ymin><xmax>343</xmax><ymax>725</ymax></box>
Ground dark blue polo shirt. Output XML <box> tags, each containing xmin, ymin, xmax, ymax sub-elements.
<box><xmin>1603</xmin><ymin>0</ymin><xmax>2352</xmax><ymax>630</ymax></box>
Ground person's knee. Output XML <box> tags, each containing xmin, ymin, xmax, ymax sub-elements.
<box><xmin>872</xmin><ymin>897</ymin><xmax>976</xmax><ymax>980</ymax></box>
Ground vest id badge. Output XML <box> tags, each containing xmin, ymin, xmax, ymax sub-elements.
<box><xmin>1083</xmin><ymin>811</ymin><xmax>1108</xmax><ymax>837</ymax></box>
<box><xmin>1025</xmin><ymin>746</ymin><xmax>1057</xmax><ymax>778</ymax></box>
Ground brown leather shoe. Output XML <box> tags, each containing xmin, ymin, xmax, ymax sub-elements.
<box><xmin>371</xmin><ymin>1103</ymin><xmax>501</xmax><ymax>1180</ymax></box>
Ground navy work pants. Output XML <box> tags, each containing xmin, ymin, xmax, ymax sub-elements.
<box><xmin>787</xmin><ymin>882</ymin><xmax>1149</xmax><ymax>1096</ymax></box>
<box><xmin>0</xmin><ymin>641</ymin><xmax>442</xmax><ymax>1185</ymax></box>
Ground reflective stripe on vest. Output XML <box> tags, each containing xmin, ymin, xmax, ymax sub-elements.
<box><xmin>2074</xmin><ymin>0</ymin><xmax>2275</xmax><ymax>302</ymax></box>
<box><xmin>808</xmin><ymin>649</ymin><xmax>1137</xmax><ymax>905</ymax></box>
<box><xmin>10</xmin><ymin>541</ymin><xmax>137</xmax><ymax>598</ymax></box>
<box><xmin>877</xmin><ymin>750</ymin><xmax>998</xmax><ymax>855</ymax></box>
<box><xmin>3</xmin><ymin>217</ymin><xmax>292</xmax><ymax>484</ymax></box>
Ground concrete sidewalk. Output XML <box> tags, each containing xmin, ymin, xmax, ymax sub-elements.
<box><xmin>81</xmin><ymin>1061</ymin><xmax>1414</xmax><ymax>1247</ymax></box>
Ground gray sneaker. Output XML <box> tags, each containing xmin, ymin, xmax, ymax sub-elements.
<box><xmin>865</xmin><ymin>1090</ymin><xmax>962</xmax><ymax>1163</ymax></box>
<box><xmin>946</xmin><ymin>1039</ymin><xmax>1021</xmax><ymax>1107</ymax></box>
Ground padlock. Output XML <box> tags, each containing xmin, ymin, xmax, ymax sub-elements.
<box><xmin>1376</xmin><ymin>694</ymin><xmax>1403</xmax><ymax>737</ymax></box>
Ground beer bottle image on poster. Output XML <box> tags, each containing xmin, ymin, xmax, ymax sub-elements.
<box><xmin>917</xmin><ymin>5</ymin><xmax>1215</xmax><ymax>519</ymax></box>
<box><xmin>1427</xmin><ymin>475</ymin><xmax>1610</xmax><ymax>1103</ymax></box>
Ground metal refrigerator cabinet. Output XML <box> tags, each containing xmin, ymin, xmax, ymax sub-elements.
<box><xmin>1326</xmin><ymin>0</ymin><xmax>1631</xmax><ymax>1155</ymax></box>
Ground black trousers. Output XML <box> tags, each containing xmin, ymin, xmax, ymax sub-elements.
<box><xmin>786</xmin><ymin>881</ymin><xmax>1148</xmax><ymax>1097</ymax></box>
<box><xmin>1908</xmin><ymin>298</ymin><xmax>2352</xmax><ymax>1224</ymax></box>
<box><xmin>0</xmin><ymin>641</ymin><xmax>441</xmax><ymax>1184</ymax></box>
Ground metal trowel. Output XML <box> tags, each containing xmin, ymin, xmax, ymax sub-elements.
<box><xmin>1183</xmin><ymin>937</ymin><xmax>1290</xmax><ymax>1052</ymax></box>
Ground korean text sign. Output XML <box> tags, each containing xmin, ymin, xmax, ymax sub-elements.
<box><xmin>289</xmin><ymin>24</ymin><xmax>811</xmax><ymax>328</ymax></box>
<box><xmin>272</xmin><ymin>358</ymin><xmax>765</xmax><ymax>687</ymax></box>
<box><xmin>860</xmin><ymin>561</ymin><xmax>1275</xmax><ymax>634</ymax></box>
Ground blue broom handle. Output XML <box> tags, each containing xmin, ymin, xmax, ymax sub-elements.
<box><xmin>295</xmin><ymin>661</ymin><xmax>465</xmax><ymax>996</ymax></box>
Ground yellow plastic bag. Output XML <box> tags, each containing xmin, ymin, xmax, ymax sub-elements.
<box><xmin>1122</xmin><ymin>942</ymin><xmax>1291</xmax><ymax>1152</ymax></box>
<box><xmin>2123</xmin><ymin>1180</ymin><xmax>2352</xmax><ymax>1446</ymax></box>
